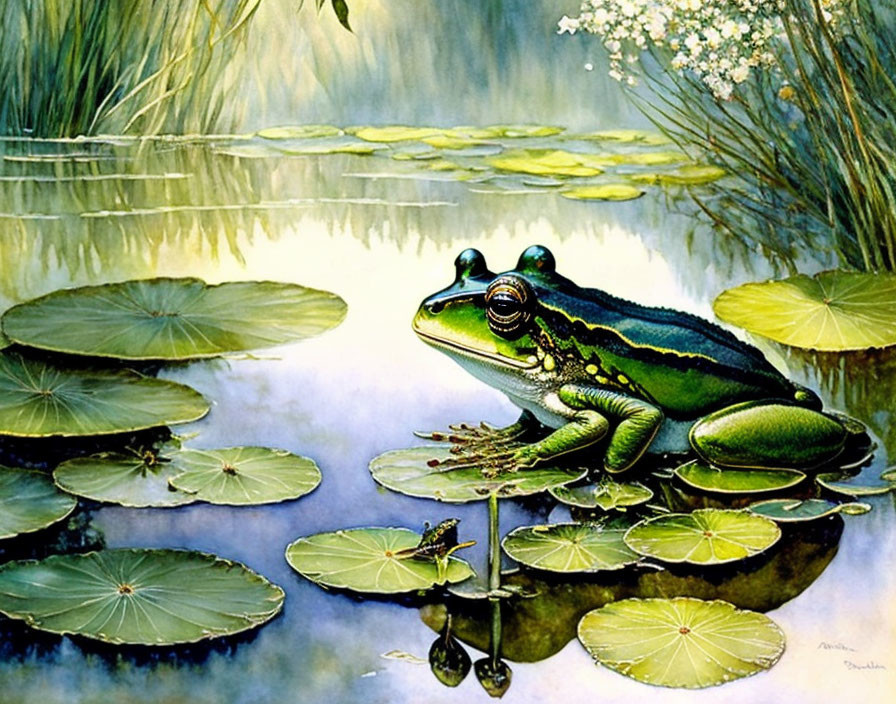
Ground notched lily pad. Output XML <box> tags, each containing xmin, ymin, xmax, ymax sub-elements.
<box><xmin>577</xmin><ymin>597</ymin><xmax>785</xmax><ymax>688</ymax></box>
<box><xmin>53</xmin><ymin>443</ymin><xmax>195</xmax><ymax>508</ymax></box>
<box><xmin>560</xmin><ymin>184</ymin><xmax>645</xmax><ymax>201</ymax></box>
<box><xmin>502</xmin><ymin>522</ymin><xmax>640</xmax><ymax>573</ymax></box>
<box><xmin>168</xmin><ymin>447</ymin><xmax>321</xmax><ymax>506</ymax></box>
<box><xmin>0</xmin><ymin>467</ymin><xmax>78</xmax><ymax>539</ymax></box>
<box><xmin>713</xmin><ymin>271</ymin><xmax>896</xmax><ymax>351</ymax></box>
<box><xmin>369</xmin><ymin>446</ymin><xmax>585</xmax><ymax>502</ymax></box>
<box><xmin>285</xmin><ymin>527</ymin><xmax>475</xmax><ymax>593</ymax></box>
<box><xmin>674</xmin><ymin>461</ymin><xmax>806</xmax><ymax>494</ymax></box>
<box><xmin>623</xmin><ymin>509</ymin><xmax>781</xmax><ymax>565</ymax></box>
<box><xmin>257</xmin><ymin>125</ymin><xmax>343</xmax><ymax>139</ymax></box>
<box><xmin>2</xmin><ymin>278</ymin><xmax>347</xmax><ymax>360</ymax></box>
<box><xmin>0</xmin><ymin>549</ymin><xmax>284</xmax><ymax>645</ymax></box>
<box><xmin>748</xmin><ymin>498</ymin><xmax>870</xmax><ymax>521</ymax></box>
<box><xmin>549</xmin><ymin>478</ymin><xmax>653</xmax><ymax>511</ymax></box>
<box><xmin>0</xmin><ymin>352</ymin><xmax>209</xmax><ymax>437</ymax></box>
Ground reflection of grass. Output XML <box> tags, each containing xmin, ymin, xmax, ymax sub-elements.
<box><xmin>639</xmin><ymin>0</ymin><xmax>896</xmax><ymax>272</ymax></box>
<box><xmin>0</xmin><ymin>0</ymin><xmax>260</xmax><ymax>137</ymax></box>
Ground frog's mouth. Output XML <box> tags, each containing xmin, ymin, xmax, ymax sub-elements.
<box><xmin>413</xmin><ymin>327</ymin><xmax>538</xmax><ymax>370</ymax></box>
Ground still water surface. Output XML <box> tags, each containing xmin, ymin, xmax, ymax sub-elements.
<box><xmin>0</xmin><ymin>138</ymin><xmax>893</xmax><ymax>703</ymax></box>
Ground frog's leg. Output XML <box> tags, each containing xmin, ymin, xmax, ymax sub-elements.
<box><xmin>556</xmin><ymin>384</ymin><xmax>664</xmax><ymax>473</ymax></box>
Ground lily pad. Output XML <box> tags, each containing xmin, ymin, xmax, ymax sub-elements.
<box><xmin>578</xmin><ymin>597</ymin><xmax>785</xmax><ymax>688</ymax></box>
<box><xmin>712</xmin><ymin>271</ymin><xmax>896</xmax><ymax>351</ymax></box>
<box><xmin>277</xmin><ymin>137</ymin><xmax>386</xmax><ymax>155</ymax></box>
<box><xmin>354</xmin><ymin>126</ymin><xmax>444</xmax><ymax>142</ymax></box>
<box><xmin>0</xmin><ymin>467</ymin><xmax>77</xmax><ymax>539</ymax></box>
<box><xmin>421</xmin><ymin>135</ymin><xmax>489</xmax><ymax>150</ymax></box>
<box><xmin>0</xmin><ymin>549</ymin><xmax>284</xmax><ymax>645</ymax></box>
<box><xmin>490</xmin><ymin>124</ymin><xmax>564</xmax><ymax>138</ymax></box>
<box><xmin>748</xmin><ymin>498</ymin><xmax>870</xmax><ymax>521</ymax></box>
<box><xmin>2</xmin><ymin>278</ymin><xmax>347</xmax><ymax>360</ymax></box>
<box><xmin>623</xmin><ymin>509</ymin><xmax>781</xmax><ymax>565</ymax></box>
<box><xmin>607</xmin><ymin>151</ymin><xmax>687</xmax><ymax>166</ymax></box>
<box><xmin>816</xmin><ymin>472</ymin><xmax>894</xmax><ymax>497</ymax></box>
<box><xmin>257</xmin><ymin>125</ymin><xmax>343</xmax><ymax>139</ymax></box>
<box><xmin>168</xmin><ymin>447</ymin><xmax>321</xmax><ymax>506</ymax></box>
<box><xmin>502</xmin><ymin>523</ymin><xmax>640</xmax><ymax>573</ymax></box>
<box><xmin>53</xmin><ymin>444</ymin><xmax>195</xmax><ymax>508</ymax></box>
<box><xmin>486</xmin><ymin>149</ymin><xmax>604</xmax><ymax>177</ymax></box>
<box><xmin>285</xmin><ymin>527</ymin><xmax>475</xmax><ymax>593</ymax></box>
<box><xmin>580</xmin><ymin>129</ymin><xmax>671</xmax><ymax>144</ymax></box>
<box><xmin>369</xmin><ymin>446</ymin><xmax>585</xmax><ymax>503</ymax></box>
<box><xmin>560</xmin><ymin>184</ymin><xmax>645</xmax><ymax>201</ymax></box>
<box><xmin>549</xmin><ymin>479</ymin><xmax>653</xmax><ymax>510</ymax></box>
<box><xmin>631</xmin><ymin>165</ymin><xmax>726</xmax><ymax>185</ymax></box>
<box><xmin>0</xmin><ymin>352</ymin><xmax>209</xmax><ymax>437</ymax></box>
<box><xmin>674</xmin><ymin>461</ymin><xmax>806</xmax><ymax>494</ymax></box>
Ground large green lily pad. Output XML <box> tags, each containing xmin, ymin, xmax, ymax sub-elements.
<box><xmin>486</xmin><ymin>149</ymin><xmax>605</xmax><ymax>177</ymax></box>
<box><xmin>712</xmin><ymin>271</ymin><xmax>896</xmax><ymax>351</ymax></box>
<box><xmin>502</xmin><ymin>523</ymin><xmax>640</xmax><ymax>573</ymax></box>
<box><xmin>578</xmin><ymin>597</ymin><xmax>785</xmax><ymax>688</ymax></box>
<box><xmin>285</xmin><ymin>527</ymin><xmax>475</xmax><ymax>593</ymax></box>
<box><xmin>748</xmin><ymin>498</ymin><xmax>870</xmax><ymax>522</ymax></box>
<box><xmin>624</xmin><ymin>509</ymin><xmax>781</xmax><ymax>565</ymax></box>
<box><xmin>0</xmin><ymin>352</ymin><xmax>209</xmax><ymax>437</ymax></box>
<box><xmin>560</xmin><ymin>184</ymin><xmax>645</xmax><ymax>202</ymax></box>
<box><xmin>53</xmin><ymin>443</ymin><xmax>195</xmax><ymax>508</ymax></box>
<box><xmin>2</xmin><ymin>278</ymin><xmax>347</xmax><ymax>360</ymax></box>
<box><xmin>168</xmin><ymin>447</ymin><xmax>321</xmax><ymax>506</ymax></box>
<box><xmin>0</xmin><ymin>467</ymin><xmax>78</xmax><ymax>538</ymax></box>
<box><xmin>674</xmin><ymin>461</ymin><xmax>806</xmax><ymax>494</ymax></box>
<box><xmin>0</xmin><ymin>549</ymin><xmax>284</xmax><ymax>645</ymax></box>
<box><xmin>369</xmin><ymin>446</ymin><xmax>585</xmax><ymax>502</ymax></box>
<box><xmin>549</xmin><ymin>479</ymin><xmax>653</xmax><ymax>511</ymax></box>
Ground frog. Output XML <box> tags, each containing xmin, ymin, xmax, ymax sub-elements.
<box><xmin>412</xmin><ymin>245</ymin><xmax>853</xmax><ymax>475</ymax></box>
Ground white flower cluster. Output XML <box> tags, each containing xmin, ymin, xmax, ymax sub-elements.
<box><xmin>559</xmin><ymin>0</ymin><xmax>842</xmax><ymax>100</ymax></box>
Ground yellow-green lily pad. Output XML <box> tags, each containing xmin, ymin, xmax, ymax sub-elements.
<box><xmin>421</xmin><ymin>135</ymin><xmax>489</xmax><ymax>150</ymax></box>
<box><xmin>53</xmin><ymin>442</ymin><xmax>196</xmax><ymax>508</ymax></box>
<box><xmin>285</xmin><ymin>527</ymin><xmax>474</xmax><ymax>593</ymax></box>
<box><xmin>369</xmin><ymin>446</ymin><xmax>585</xmax><ymax>503</ymax></box>
<box><xmin>354</xmin><ymin>126</ymin><xmax>444</xmax><ymax>142</ymax></box>
<box><xmin>748</xmin><ymin>498</ymin><xmax>870</xmax><ymax>521</ymax></box>
<box><xmin>486</xmin><ymin>149</ymin><xmax>604</xmax><ymax>177</ymax></box>
<box><xmin>580</xmin><ymin>129</ymin><xmax>671</xmax><ymax>145</ymax></box>
<box><xmin>502</xmin><ymin>523</ymin><xmax>640</xmax><ymax>573</ymax></box>
<box><xmin>712</xmin><ymin>271</ymin><xmax>896</xmax><ymax>351</ymax></box>
<box><xmin>674</xmin><ymin>461</ymin><xmax>806</xmax><ymax>494</ymax></box>
<box><xmin>2</xmin><ymin>278</ymin><xmax>347</xmax><ymax>360</ymax></box>
<box><xmin>560</xmin><ymin>184</ymin><xmax>645</xmax><ymax>201</ymax></box>
<box><xmin>632</xmin><ymin>165</ymin><xmax>726</xmax><ymax>185</ymax></box>
<box><xmin>607</xmin><ymin>151</ymin><xmax>687</xmax><ymax>166</ymax></box>
<box><xmin>0</xmin><ymin>352</ymin><xmax>209</xmax><ymax>437</ymax></box>
<box><xmin>549</xmin><ymin>478</ymin><xmax>653</xmax><ymax>511</ymax></box>
<box><xmin>0</xmin><ymin>467</ymin><xmax>77</xmax><ymax>539</ymax></box>
<box><xmin>0</xmin><ymin>549</ymin><xmax>284</xmax><ymax>645</ymax></box>
<box><xmin>578</xmin><ymin>597</ymin><xmax>785</xmax><ymax>689</ymax></box>
<box><xmin>489</xmin><ymin>124</ymin><xmax>564</xmax><ymax>138</ymax></box>
<box><xmin>257</xmin><ymin>125</ymin><xmax>343</xmax><ymax>139</ymax></box>
<box><xmin>623</xmin><ymin>509</ymin><xmax>781</xmax><ymax>565</ymax></box>
<box><xmin>168</xmin><ymin>447</ymin><xmax>321</xmax><ymax>506</ymax></box>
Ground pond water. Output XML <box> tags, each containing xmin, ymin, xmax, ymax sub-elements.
<box><xmin>0</xmin><ymin>135</ymin><xmax>893</xmax><ymax>703</ymax></box>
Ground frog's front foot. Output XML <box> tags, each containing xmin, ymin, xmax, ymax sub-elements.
<box><xmin>416</xmin><ymin>411</ymin><xmax>538</xmax><ymax>456</ymax></box>
<box><xmin>425</xmin><ymin>442</ymin><xmax>538</xmax><ymax>478</ymax></box>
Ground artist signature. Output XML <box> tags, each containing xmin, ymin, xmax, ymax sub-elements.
<box><xmin>817</xmin><ymin>642</ymin><xmax>888</xmax><ymax>671</ymax></box>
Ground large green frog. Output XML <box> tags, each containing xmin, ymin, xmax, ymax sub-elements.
<box><xmin>413</xmin><ymin>245</ymin><xmax>851</xmax><ymax>474</ymax></box>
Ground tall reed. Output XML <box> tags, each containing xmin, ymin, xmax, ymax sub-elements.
<box><xmin>636</xmin><ymin>0</ymin><xmax>896</xmax><ymax>272</ymax></box>
<box><xmin>0</xmin><ymin>0</ymin><xmax>261</xmax><ymax>137</ymax></box>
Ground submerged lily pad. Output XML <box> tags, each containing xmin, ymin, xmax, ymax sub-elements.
<box><xmin>168</xmin><ymin>447</ymin><xmax>321</xmax><ymax>506</ymax></box>
<box><xmin>578</xmin><ymin>597</ymin><xmax>785</xmax><ymax>689</ymax></box>
<box><xmin>560</xmin><ymin>184</ymin><xmax>645</xmax><ymax>201</ymax></box>
<box><xmin>624</xmin><ymin>509</ymin><xmax>781</xmax><ymax>565</ymax></box>
<box><xmin>712</xmin><ymin>271</ymin><xmax>896</xmax><ymax>351</ymax></box>
<box><xmin>549</xmin><ymin>479</ymin><xmax>653</xmax><ymax>511</ymax></box>
<box><xmin>0</xmin><ymin>467</ymin><xmax>77</xmax><ymax>539</ymax></box>
<box><xmin>748</xmin><ymin>498</ymin><xmax>870</xmax><ymax>521</ymax></box>
<box><xmin>674</xmin><ymin>461</ymin><xmax>806</xmax><ymax>494</ymax></box>
<box><xmin>0</xmin><ymin>549</ymin><xmax>284</xmax><ymax>645</ymax></box>
<box><xmin>580</xmin><ymin>129</ymin><xmax>671</xmax><ymax>145</ymax></box>
<box><xmin>0</xmin><ymin>352</ymin><xmax>208</xmax><ymax>437</ymax></box>
<box><xmin>486</xmin><ymin>149</ymin><xmax>604</xmax><ymax>177</ymax></box>
<box><xmin>53</xmin><ymin>444</ymin><xmax>195</xmax><ymax>508</ymax></box>
<box><xmin>502</xmin><ymin>523</ymin><xmax>640</xmax><ymax>573</ymax></box>
<box><xmin>2</xmin><ymin>278</ymin><xmax>347</xmax><ymax>360</ymax></box>
<box><xmin>285</xmin><ymin>527</ymin><xmax>474</xmax><ymax>593</ymax></box>
<box><xmin>257</xmin><ymin>125</ymin><xmax>343</xmax><ymax>139</ymax></box>
<box><xmin>369</xmin><ymin>446</ymin><xmax>585</xmax><ymax>502</ymax></box>
<box><xmin>816</xmin><ymin>472</ymin><xmax>894</xmax><ymax>497</ymax></box>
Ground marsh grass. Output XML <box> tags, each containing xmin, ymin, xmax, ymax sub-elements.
<box><xmin>0</xmin><ymin>0</ymin><xmax>261</xmax><ymax>137</ymax></box>
<box><xmin>637</xmin><ymin>0</ymin><xmax>896</xmax><ymax>272</ymax></box>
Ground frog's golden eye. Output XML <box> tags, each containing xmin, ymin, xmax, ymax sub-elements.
<box><xmin>485</xmin><ymin>276</ymin><xmax>533</xmax><ymax>337</ymax></box>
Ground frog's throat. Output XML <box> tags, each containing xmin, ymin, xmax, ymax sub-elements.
<box><xmin>414</xmin><ymin>329</ymin><xmax>538</xmax><ymax>370</ymax></box>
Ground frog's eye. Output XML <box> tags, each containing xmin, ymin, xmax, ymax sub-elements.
<box><xmin>485</xmin><ymin>276</ymin><xmax>534</xmax><ymax>337</ymax></box>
